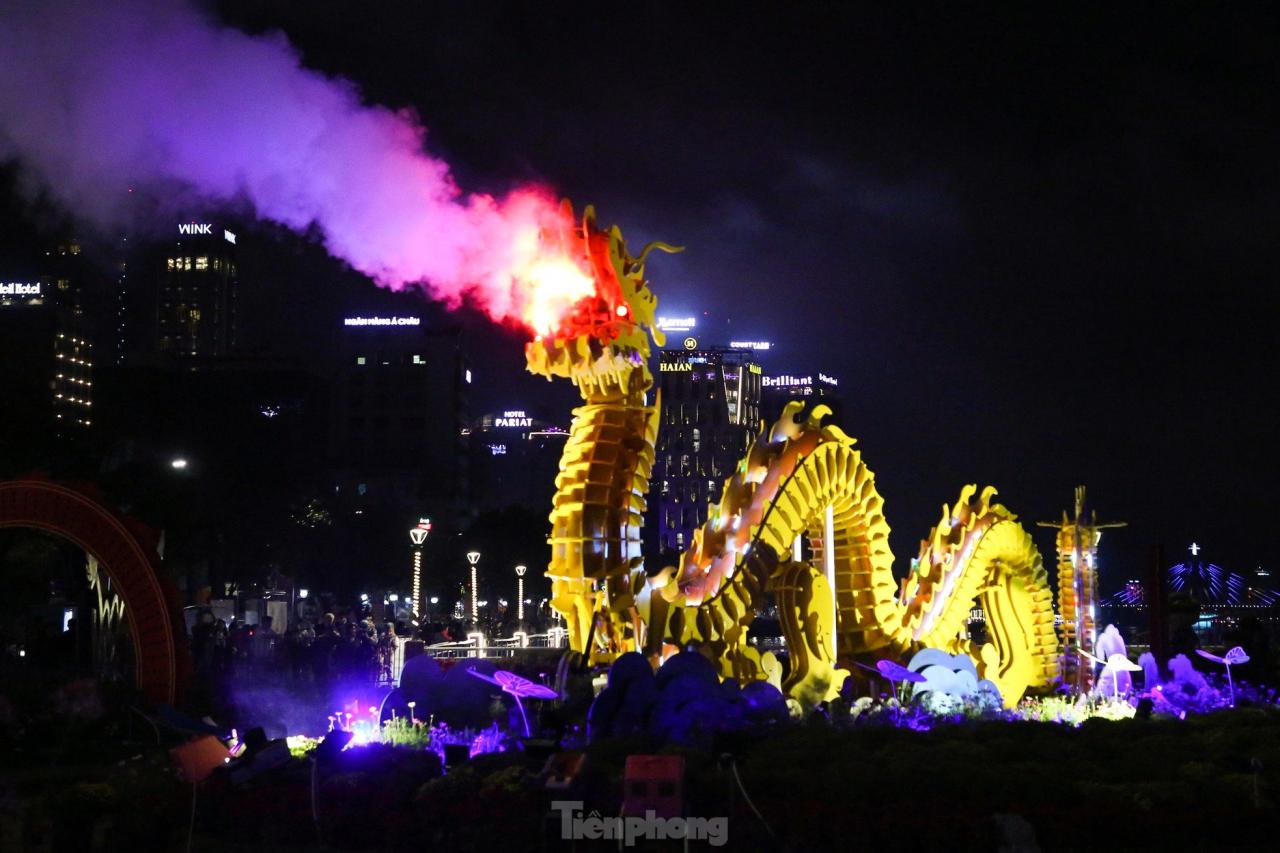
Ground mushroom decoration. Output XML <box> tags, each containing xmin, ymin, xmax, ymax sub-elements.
<box><xmin>1077</xmin><ymin>648</ymin><xmax>1143</xmax><ymax>700</ymax></box>
<box><xmin>1195</xmin><ymin>646</ymin><xmax>1250</xmax><ymax>707</ymax></box>
<box><xmin>468</xmin><ymin>668</ymin><xmax>559</xmax><ymax>736</ymax></box>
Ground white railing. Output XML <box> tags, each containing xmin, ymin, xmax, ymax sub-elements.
<box><xmin>392</xmin><ymin>629</ymin><xmax>571</xmax><ymax>678</ymax></box>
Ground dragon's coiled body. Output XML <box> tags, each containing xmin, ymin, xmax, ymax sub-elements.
<box><xmin>545</xmin><ymin>377</ymin><xmax>657</xmax><ymax>657</ymax></box>
<box><xmin>527</xmin><ymin>203</ymin><xmax>1058</xmax><ymax>707</ymax></box>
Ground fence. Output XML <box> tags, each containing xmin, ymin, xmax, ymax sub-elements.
<box><xmin>391</xmin><ymin>628</ymin><xmax>569</xmax><ymax>683</ymax></box>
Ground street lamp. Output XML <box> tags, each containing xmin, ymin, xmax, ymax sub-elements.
<box><xmin>466</xmin><ymin>550</ymin><xmax>481</xmax><ymax>623</ymax></box>
<box><xmin>170</xmin><ymin>457</ymin><xmax>188</xmax><ymax>470</ymax></box>
<box><xmin>514</xmin><ymin>565</ymin><xmax>527</xmax><ymax>623</ymax></box>
<box><xmin>409</xmin><ymin>518</ymin><xmax>431</xmax><ymax>617</ymax></box>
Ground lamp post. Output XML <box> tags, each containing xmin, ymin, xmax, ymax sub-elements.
<box><xmin>409</xmin><ymin>518</ymin><xmax>431</xmax><ymax>618</ymax></box>
<box><xmin>514</xmin><ymin>565</ymin><xmax>527</xmax><ymax>624</ymax></box>
<box><xmin>467</xmin><ymin>550</ymin><xmax>481</xmax><ymax>624</ymax></box>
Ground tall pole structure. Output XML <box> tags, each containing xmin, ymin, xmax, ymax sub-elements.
<box><xmin>408</xmin><ymin>518</ymin><xmax>431</xmax><ymax>618</ymax></box>
<box><xmin>467</xmin><ymin>550</ymin><xmax>481</xmax><ymax>624</ymax></box>
<box><xmin>515</xmin><ymin>564</ymin><xmax>527</xmax><ymax>623</ymax></box>
<box><xmin>1038</xmin><ymin>486</ymin><xmax>1125</xmax><ymax>695</ymax></box>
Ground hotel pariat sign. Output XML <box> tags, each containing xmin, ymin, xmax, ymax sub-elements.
<box><xmin>495</xmin><ymin>410</ymin><xmax>533</xmax><ymax>428</ymax></box>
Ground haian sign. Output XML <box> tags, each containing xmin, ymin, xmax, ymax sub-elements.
<box><xmin>660</xmin><ymin>361</ymin><xmax>692</xmax><ymax>372</ymax></box>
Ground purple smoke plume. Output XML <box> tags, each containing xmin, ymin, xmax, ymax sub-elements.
<box><xmin>0</xmin><ymin>0</ymin><xmax>561</xmax><ymax>325</ymax></box>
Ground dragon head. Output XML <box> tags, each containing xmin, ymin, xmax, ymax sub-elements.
<box><xmin>523</xmin><ymin>200</ymin><xmax>680</xmax><ymax>394</ymax></box>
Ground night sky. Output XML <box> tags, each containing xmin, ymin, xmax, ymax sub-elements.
<box><xmin>9</xmin><ymin>3</ymin><xmax>1280</xmax><ymax>586</ymax></box>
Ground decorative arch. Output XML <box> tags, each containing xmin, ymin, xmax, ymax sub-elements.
<box><xmin>0</xmin><ymin>478</ymin><xmax>187</xmax><ymax>704</ymax></box>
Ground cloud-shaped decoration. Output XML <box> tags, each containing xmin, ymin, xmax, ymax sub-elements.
<box><xmin>1137</xmin><ymin>652</ymin><xmax>1161</xmax><ymax>691</ymax></box>
<box><xmin>739</xmin><ymin>681</ymin><xmax>789</xmax><ymax>725</ymax></box>
<box><xmin>906</xmin><ymin>648</ymin><xmax>1003</xmax><ymax>705</ymax></box>
<box><xmin>397</xmin><ymin>655</ymin><xmax>498</xmax><ymax>727</ymax></box>
<box><xmin>587</xmin><ymin>651</ymin><xmax>788</xmax><ymax>745</ymax></box>
<box><xmin>588</xmin><ymin>653</ymin><xmax>657</xmax><ymax>740</ymax></box>
<box><xmin>1167</xmin><ymin>654</ymin><xmax>1208</xmax><ymax>692</ymax></box>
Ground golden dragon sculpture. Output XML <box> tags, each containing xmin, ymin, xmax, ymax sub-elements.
<box><xmin>525</xmin><ymin>202</ymin><xmax>1058</xmax><ymax>707</ymax></box>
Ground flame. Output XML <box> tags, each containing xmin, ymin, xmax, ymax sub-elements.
<box><xmin>516</xmin><ymin>252</ymin><xmax>596</xmax><ymax>337</ymax></box>
<box><xmin>465</xmin><ymin>190</ymin><xmax>599</xmax><ymax>338</ymax></box>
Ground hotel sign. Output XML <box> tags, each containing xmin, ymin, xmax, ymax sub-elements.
<box><xmin>343</xmin><ymin>316</ymin><xmax>421</xmax><ymax>327</ymax></box>
<box><xmin>660</xmin><ymin>361</ymin><xmax>692</xmax><ymax>372</ymax></box>
<box><xmin>495</xmin><ymin>410</ymin><xmax>533</xmax><ymax>428</ymax></box>
<box><xmin>763</xmin><ymin>373</ymin><xmax>839</xmax><ymax>389</ymax></box>
<box><xmin>657</xmin><ymin>316</ymin><xmax>697</xmax><ymax>331</ymax></box>
<box><xmin>0</xmin><ymin>282</ymin><xmax>41</xmax><ymax>297</ymax></box>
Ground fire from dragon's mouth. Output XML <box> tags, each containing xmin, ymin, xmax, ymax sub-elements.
<box><xmin>491</xmin><ymin>191</ymin><xmax>600</xmax><ymax>339</ymax></box>
<box><xmin>513</xmin><ymin>245</ymin><xmax>596</xmax><ymax>337</ymax></box>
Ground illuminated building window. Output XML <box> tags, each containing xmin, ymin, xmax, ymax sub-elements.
<box><xmin>412</xmin><ymin>354</ymin><xmax>425</xmax><ymax>364</ymax></box>
<box><xmin>356</xmin><ymin>356</ymin><xmax>366</xmax><ymax>365</ymax></box>
<box><xmin>195</xmin><ymin>257</ymin><xmax>209</xmax><ymax>270</ymax></box>
<box><xmin>183</xmin><ymin>257</ymin><xmax>192</xmax><ymax>270</ymax></box>
<box><xmin>167</xmin><ymin>258</ymin><xmax>175</xmax><ymax>270</ymax></box>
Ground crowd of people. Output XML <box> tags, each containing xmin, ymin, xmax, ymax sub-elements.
<box><xmin>188</xmin><ymin>602</ymin><xmax>562</xmax><ymax>689</ymax></box>
<box><xmin>190</xmin><ymin>611</ymin><xmax>400</xmax><ymax>686</ymax></box>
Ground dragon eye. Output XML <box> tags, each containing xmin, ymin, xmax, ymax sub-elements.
<box><xmin>616</xmin><ymin>305</ymin><xmax>629</xmax><ymax>317</ymax></box>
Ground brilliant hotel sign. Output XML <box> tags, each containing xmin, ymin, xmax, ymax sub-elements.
<box><xmin>0</xmin><ymin>281</ymin><xmax>42</xmax><ymax>302</ymax></box>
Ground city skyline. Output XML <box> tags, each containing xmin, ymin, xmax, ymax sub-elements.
<box><xmin>1</xmin><ymin>1</ymin><xmax>1276</xmax><ymax>582</ymax></box>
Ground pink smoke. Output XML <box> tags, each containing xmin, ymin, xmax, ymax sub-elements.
<box><xmin>0</xmin><ymin>0</ymin><xmax>565</xmax><ymax>329</ymax></box>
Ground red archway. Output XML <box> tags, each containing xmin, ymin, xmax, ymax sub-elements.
<box><xmin>0</xmin><ymin>478</ymin><xmax>188</xmax><ymax>704</ymax></box>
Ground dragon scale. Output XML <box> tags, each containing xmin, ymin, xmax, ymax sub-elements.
<box><xmin>526</xmin><ymin>203</ymin><xmax>1058</xmax><ymax>707</ymax></box>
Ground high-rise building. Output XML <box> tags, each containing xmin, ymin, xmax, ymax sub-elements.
<box><xmin>330</xmin><ymin>315</ymin><xmax>470</xmax><ymax>523</ymax></box>
<box><xmin>0</xmin><ymin>243</ymin><xmax>98</xmax><ymax>471</ymax></box>
<box><xmin>155</xmin><ymin>222</ymin><xmax>239</xmax><ymax>358</ymax></box>
<box><xmin>760</xmin><ymin>370</ymin><xmax>842</xmax><ymax>424</ymax></box>
<box><xmin>467</xmin><ymin>409</ymin><xmax>568</xmax><ymax>514</ymax></box>
<box><xmin>111</xmin><ymin>233</ymin><xmax>131</xmax><ymax>366</ymax></box>
<box><xmin>650</xmin><ymin>345</ymin><xmax>762</xmax><ymax>558</ymax></box>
